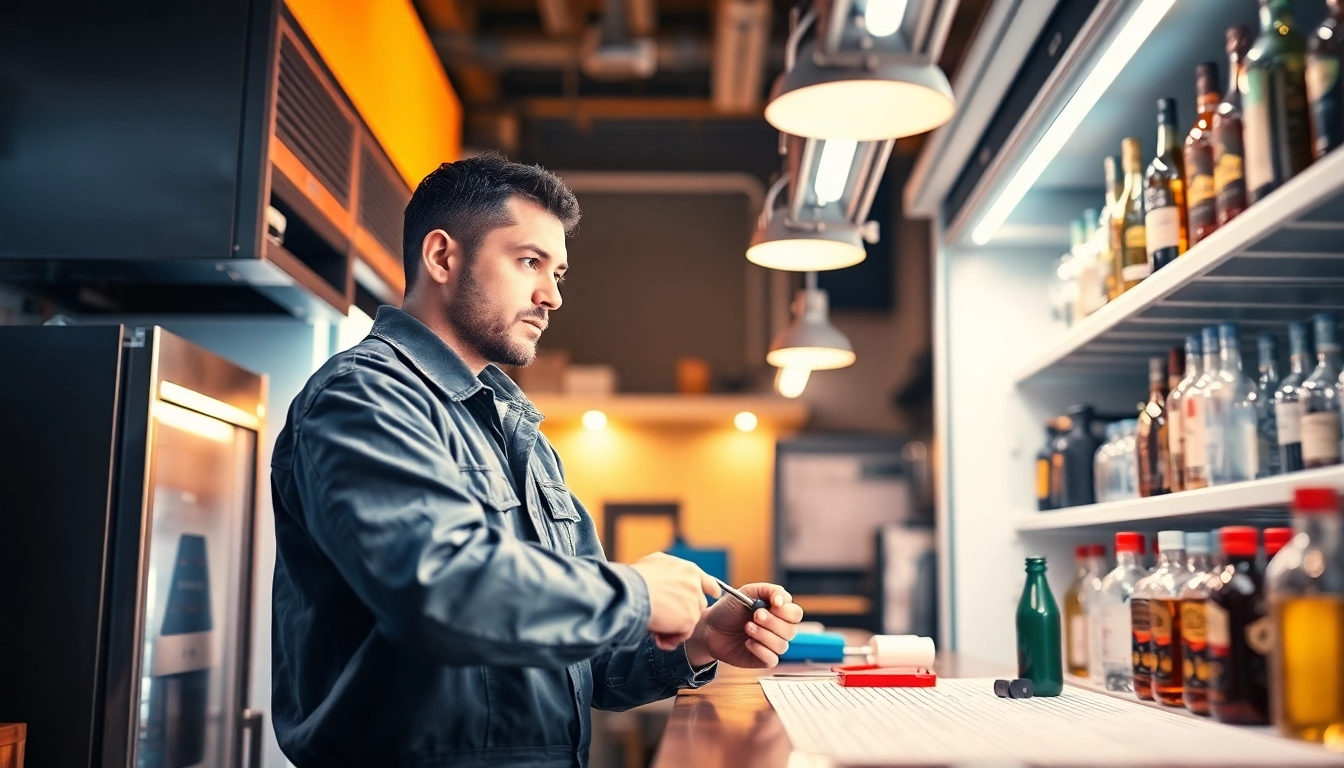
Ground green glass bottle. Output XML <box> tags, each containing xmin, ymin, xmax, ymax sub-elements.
<box><xmin>1242</xmin><ymin>0</ymin><xmax>1313</xmax><ymax>203</ymax></box>
<box><xmin>1017</xmin><ymin>556</ymin><xmax>1065</xmax><ymax>696</ymax></box>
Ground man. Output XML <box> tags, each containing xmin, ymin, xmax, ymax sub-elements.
<box><xmin>270</xmin><ymin>152</ymin><xmax>803</xmax><ymax>767</ymax></box>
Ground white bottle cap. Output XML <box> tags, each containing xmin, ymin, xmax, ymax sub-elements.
<box><xmin>1185</xmin><ymin>532</ymin><xmax>1212</xmax><ymax>554</ymax></box>
<box><xmin>1158</xmin><ymin>530</ymin><xmax>1186</xmax><ymax>551</ymax></box>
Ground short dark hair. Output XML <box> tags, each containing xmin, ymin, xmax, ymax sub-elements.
<box><xmin>402</xmin><ymin>152</ymin><xmax>581</xmax><ymax>290</ymax></box>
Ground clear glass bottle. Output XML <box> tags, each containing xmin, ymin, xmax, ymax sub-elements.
<box><xmin>1180</xmin><ymin>532</ymin><xmax>1217</xmax><ymax>715</ymax></box>
<box><xmin>1131</xmin><ymin>531</ymin><xmax>1188</xmax><ymax>703</ymax></box>
<box><xmin>1137</xmin><ymin>356</ymin><xmax>1170</xmax><ymax>497</ymax></box>
<box><xmin>1118</xmin><ymin>419</ymin><xmax>1140</xmax><ymax>501</ymax></box>
<box><xmin>1085</xmin><ymin>543</ymin><xmax>1110</xmax><ymax>684</ymax></box>
<box><xmin>1064</xmin><ymin>545</ymin><xmax>1092</xmax><ymax>678</ymax></box>
<box><xmin>1204</xmin><ymin>323</ymin><xmax>1260</xmax><ymax>485</ymax></box>
<box><xmin>1101</xmin><ymin>532</ymin><xmax>1150</xmax><ymax>692</ymax></box>
<box><xmin>1256</xmin><ymin>333</ymin><xmax>1281</xmax><ymax>478</ymax></box>
<box><xmin>1074</xmin><ymin>207</ymin><xmax>1106</xmax><ymax>321</ymax></box>
<box><xmin>1094</xmin><ymin>423</ymin><xmax>1117</xmax><ymax>505</ymax></box>
<box><xmin>1167</xmin><ymin>334</ymin><xmax>1202</xmax><ymax>491</ymax></box>
<box><xmin>1184</xmin><ymin>326</ymin><xmax>1222</xmax><ymax>490</ymax></box>
<box><xmin>1276</xmin><ymin>321</ymin><xmax>1312</xmax><ymax>473</ymax></box>
<box><xmin>1208</xmin><ymin>527</ymin><xmax>1271</xmax><ymax>725</ymax></box>
<box><xmin>1267</xmin><ymin>488</ymin><xmax>1344</xmax><ymax>747</ymax></box>
<box><xmin>1301</xmin><ymin>312</ymin><xmax>1342</xmax><ymax>468</ymax></box>
<box><xmin>1243</xmin><ymin>0</ymin><xmax>1313</xmax><ymax>203</ymax></box>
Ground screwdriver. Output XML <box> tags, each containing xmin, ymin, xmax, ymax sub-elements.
<box><xmin>714</xmin><ymin>578</ymin><xmax>768</xmax><ymax>612</ymax></box>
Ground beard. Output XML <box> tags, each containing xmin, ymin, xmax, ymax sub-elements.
<box><xmin>446</xmin><ymin>259</ymin><xmax>547</xmax><ymax>367</ymax></box>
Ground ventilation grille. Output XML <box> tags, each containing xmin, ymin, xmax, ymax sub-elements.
<box><xmin>358</xmin><ymin>146</ymin><xmax>410</xmax><ymax>258</ymax></box>
<box><xmin>275</xmin><ymin>33</ymin><xmax>353</xmax><ymax>207</ymax></box>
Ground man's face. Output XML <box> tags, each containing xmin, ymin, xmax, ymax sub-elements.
<box><xmin>446</xmin><ymin>196</ymin><xmax>568</xmax><ymax>367</ymax></box>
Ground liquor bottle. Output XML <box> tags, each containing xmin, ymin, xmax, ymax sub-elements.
<box><xmin>1267</xmin><ymin>488</ymin><xmax>1344</xmax><ymax>746</ymax></box>
<box><xmin>1075</xmin><ymin>206</ymin><xmax>1107</xmax><ymax>319</ymax></box>
<box><xmin>1119</xmin><ymin>138</ymin><xmax>1149</xmax><ymax>291</ymax></box>
<box><xmin>1131</xmin><ymin>531</ymin><xmax>1187</xmax><ymax>704</ymax></box>
<box><xmin>1275</xmin><ymin>321</ymin><xmax>1313</xmax><ymax>473</ymax></box>
<box><xmin>1179</xmin><ymin>532</ymin><xmax>1217</xmax><ymax>715</ymax></box>
<box><xmin>1300</xmin><ymin>312</ymin><xmax>1342</xmax><ymax>468</ymax></box>
<box><xmin>1204</xmin><ymin>322</ymin><xmax>1260</xmax><ymax>486</ymax></box>
<box><xmin>1184</xmin><ymin>327</ymin><xmax>1222</xmax><ymax>490</ymax></box>
<box><xmin>1016</xmin><ymin>557</ymin><xmax>1064</xmax><ymax>697</ymax></box>
<box><xmin>1256</xmin><ymin>333</ymin><xmax>1281</xmax><ymax>478</ymax></box>
<box><xmin>1186</xmin><ymin>64</ymin><xmax>1221</xmax><ymax>246</ymax></box>
<box><xmin>1243</xmin><ymin>0</ymin><xmax>1313</xmax><ymax>204</ymax></box>
<box><xmin>1100</xmin><ymin>532</ymin><xmax>1150</xmax><ymax>692</ymax></box>
<box><xmin>1085</xmin><ymin>543</ymin><xmax>1110</xmax><ymax>684</ymax></box>
<box><xmin>1035</xmin><ymin>420</ymin><xmax>1061</xmax><ymax>511</ymax></box>
<box><xmin>1215</xmin><ymin>26</ymin><xmax>1252</xmax><ymax>225</ymax></box>
<box><xmin>1058</xmin><ymin>404</ymin><xmax>1100</xmax><ymax>507</ymax></box>
<box><xmin>1102</xmin><ymin>156</ymin><xmax>1124</xmax><ymax>301</ymax></box>
<box><xmin>1137</xmin><ymin>356</ymin><xmax>1170</xmax><ymax>497</ymax></box>
<box><xmin>1167</xmin><ymin>335</ymin><xmax>1202</xmax><ymax>491</ymax></box>
<box><xmin>1145</xmin><ymin>99</ymin><xmax>1187</xmax><ymax>273</ymax></box>
<box><xmin>1208</xmin><ymin>527</ymin><xmax>1271</xmax><ymax>725</ymax></box>
<box><xmin>1064</xmin><ymin>546</ymin><xmax>1092</xmax><ymax>677</ymax></box>
<box><xmin>1306</xmin><ymin>0</ymin><xmax>1344</xmax><ymax>160</ymax></box>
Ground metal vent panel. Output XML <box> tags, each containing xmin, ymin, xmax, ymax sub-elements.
<box><xmin>275</xmin><ymin>33</ymin><xmax>353</xmax><ymax>207</ymax></box>
<box><xmin>359</xmin><ymin>146</ymin><xmax>410</xmax><ymax>258</ymax></box>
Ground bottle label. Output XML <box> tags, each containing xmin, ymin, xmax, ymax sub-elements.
<box><xmin>1214</xmin><ymin>150</ymin><xmax>1245</xmax><ymax>211</ymax></box>
<box><xmin>1185</xmin><ymin>395</ymin><xmax>1208</xmax><ymax>483</ymax></box>
<box><xmin>1301</xmin><ymin>411</ymin><xmax>1341</xmax><ymax>464</ymax></box>
<box><xmin>1245</xmin><ymin>615</ymin><xmax>1274</xmax><ymax>657</ymax></box>
<box><xmin>1181</xmin><ymin>599</ymin><xmax>1209</xmax><ymax>692</ymax></box>
<box><xmin>1151</xmin><ymin>600</ymin><xmax>1180</xmax><ymax>686</ymax></box>
<box><xmin>1242</xmin><ymin>68</ymin><xmax>1273</xmax><ymax>198</ymax></box>
<box><xmin>1276</xmin><ymin>400</ymin><xmax>1304</xmax><ymax>445</ymax></box>
<box><xmin>1205</xmin><ymin>600</ymin><xmax>1231</xmax><ymax>700</ymax></box>
<box><xmin>1131</xmin><ymin>598</ymin><xmax>1153</xmax><ymax>679</ymax></box>
<box><xmin>1124</xmin><ymin>225</ymin><xmax>1147</xmax><ymax>251</ymax></box>
<box><xmin>1186</xmin><ymin>143</ymin><xmax>1217</xmax><ymax>236</ymax></box>
<box><xmin>1069</xmin><ymin>614</ymin><xmax>1088</xmax><ymax>668</ymax></box>
<box><xmin>1307</xmin><ymin>53</ymin><xmax>1342</xmax><ymax>159</ymax></box>
<box><xmin>1122</xmin><ymin>262</ymin><xmax>1152</xmax><ymax>282</ymax></box>
<box><xmin>1036</xmin><ymin>458</ymin><xmax>1050</xmax><ymax>501</ymax></box>
<box><xmin>1143</xmin><ymin>205</ymin><xmax>1181</xmax><ymax>256</ymax></box>
<box><xmin>1102</xmin><ymin>600</ymin><xmax>1132</xmax><ymax>666</ymax></box>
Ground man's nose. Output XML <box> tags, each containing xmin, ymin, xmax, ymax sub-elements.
<box><xmin>538</xmin><ymin>280</ymin><xmax>562</xmax><ymax>311</ymax></box>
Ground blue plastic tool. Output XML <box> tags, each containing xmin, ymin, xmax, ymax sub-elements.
<box><xmin>780</xmin><ymin>631</ymin><xmax>848</xmax><ymax>663</ymax></box>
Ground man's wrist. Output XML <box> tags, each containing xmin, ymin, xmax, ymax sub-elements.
<box><xmin>684</xmin><ymin>631</ymin><xmax>715</xmax><ymax>668</ymax></box>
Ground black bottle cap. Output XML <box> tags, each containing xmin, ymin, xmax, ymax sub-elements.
<box><xmin>1009</xmin><ymin>678</ymin><xmax>1035</xmax><ymax>699</ymax></box>
<box><xmin>1156</xmin><ymin>98</ymin><xmax>1177</xmax><ymax>125</ymax></box>
<box><xmin>1226</xmin><ymin>25</ymin><xmax>1251</xmax><ymax>56</ymax></box>
<box><xmin>993</xmin><ymin>679</ymin><xmax>1011</xmax><ymax>697</ymax></box>
<box><xmin>1195</xmin><ymin>63</ymin><xmax>1219</xmax><ymax>98</ymax></box>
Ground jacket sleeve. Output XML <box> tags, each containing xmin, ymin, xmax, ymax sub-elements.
<box><xmin>291</xmin><ymin>359</ymin><xmax>652</xmax><ymax>668</ymax></box>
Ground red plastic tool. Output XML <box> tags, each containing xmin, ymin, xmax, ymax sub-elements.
<box><xmin>831</xmin><ymin>664</ymin><xmax>937</xmax><ymax>688</ymax></box>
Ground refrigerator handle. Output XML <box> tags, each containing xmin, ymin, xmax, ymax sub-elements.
<box><xmin>240</xmin><ymin>709</ymin><xmax>265</xmax><ymax>768</ymax></box>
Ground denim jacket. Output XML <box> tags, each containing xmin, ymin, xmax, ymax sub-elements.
<box><xmin>269</xmin><ymin>306</ymin><xmax>715</xmax><ymax>768</ymax></box>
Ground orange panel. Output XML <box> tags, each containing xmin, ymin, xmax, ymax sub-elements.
<box><xmin>286</xmin><ymin>0</ymin><xmax>462</xmax><ymax>187</ymax></box>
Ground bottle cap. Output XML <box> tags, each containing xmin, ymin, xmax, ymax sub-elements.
<box><xmin>1121</xmin><ymin>137</ymin><xmax>1142</xmax><ymax>171</ymax></box>
<box><xmin>1089</xmin><ymin>543</ymin><xmax>1107</xmax><ymax>558</ymax></box>
<box><xmin>1289</xmin><ymin>321</ymin><xmax>1311</xmax><ymax>356</ymax></box>
<box><xmin>1293</xmin><ymin>487</ymin><xmax>1341</xmax><ymax>514</ymax></box>
<box><xmin>1157</xmin><ymin>530</ymin><xmax>1186</xmax><ymax>551</ymax></box>
<box><xmin>1156</xmin><ymin>98</ymin><xmax>1177</xmax><ymax>125</ymax></box>
<box><xmin>1314</xmin><ymin>313</ymin><xmax>1339</xmax><ymax>350</ymax></box>
<box><xmin>1220</xmin><ymin>526</ymin><xmax>1259</xmax><ymax>557</ymax></box>
<box><xmin>1196</xmin><ymin>63</ymin><xmax>1219</xmax><ymax>98</ymax></box>
<box><xmin>1202</xmin><ymin>326</ymin><xmax>1220</xmax><ymax>353</ymax></box>
<box><xmin>1258</xmin><ymin>333</ymin><xmax>1277</xmax><ymax>362</ymax></box>
<box><xmin>1226</xmin><ymin>25</ymin><xmax>1251</xmax><ymax>57</ymax></box>
<box><xmin>1116</xmin><ymin>531</ymin><xmax>1145</xmax><ymax>555</ymax></box>
<box><xmin>993</xmin><ymin>679</ymin><xmax>1011</xmax><ymax>698</ymax></box>
<box><xmin>1024</xmin><ymin>556</ymin><xmax>1047</xmax><ymax>570</ymax></box>
<box><xmin>1219</xmin><ymin>322</ymin><xmax>1241</xmax><ymax>346</ymax></box>
<box><xmin>1264</xmin><ymin>528</ymin><xmax>1294</xmax><ymax>557</ymax></box>
<box><xmin>1185</xmin><ymin>532</ymin><xmax>1212</xmax><ymax>554</ymax></box>
<box><xmin>1074</xmin><ymin>545</ymin><xmax>1089</xmax><ymax>560</ymax></box>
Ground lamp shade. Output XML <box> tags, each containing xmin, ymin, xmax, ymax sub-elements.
<box><xmin>747</xmin><ymin>214</ymin><xmax>867</xmax><ymax>272</ymax></box>
<box><xmin>767</xmin><ymin>288</ymin><xmax>855</xmax><ymax>370</ymax></box>
<box><xmin>765</xmin><ymin>42</ymin><xmax>955</xmax><ymax>141</ymax></box>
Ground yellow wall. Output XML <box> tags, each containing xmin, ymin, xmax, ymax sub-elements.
<box><xmin>542</xmin><ymin>422</ymin><xmax>796</xmax><ymax>587</ymax></box>
<box><xmin>286</xmin><ymin>0</ymin><xmax>462</xmax><ymax>187</ymax></box>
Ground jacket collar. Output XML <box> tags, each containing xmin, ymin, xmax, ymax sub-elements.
<box><xmin>368</xmin><ymin>305</ymin><xmax>539</xmax><ymax>416</ymax></box>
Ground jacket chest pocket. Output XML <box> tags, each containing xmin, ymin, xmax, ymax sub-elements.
<box><xmin>460</xmin><ymin>466</ymin><xmax>521</xmax><ymax>525</ymax></box>
<box><xmin>538</xmin><ymin>482</ymin><xmax>580</xmax><ymax>555</ymax></box>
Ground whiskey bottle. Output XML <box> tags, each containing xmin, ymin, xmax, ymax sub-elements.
<box><xmin>1185</xmin><ymin>64</ymin><xmax>1220</xmax><ymax>246</ymax></box>
<box><xmin>1131</xmin><ymin>531</ymin><xmax>1187</xmax><ymax>704</ymax></box>
<box><xmin>1208</xmin><ymin>527</ymin><xmax>1271</xmax><ymax>725</ymax></box>
<box><xmin>1275</xmin><ymin>321</ymin><xmax>1312</xmax><ymax>473</ymax></box>
<box><xmin>1118</xmin><ymin>138</ymin><xmax>1149</xmax><ymax>291</ymax></box>
<box><xmin>1306</xmin><ymin>0</ymin><xmax>1344</xmax><ymax>160</ymax></box>
<box><xmin>1299</xmin><ymin>312</ymin><xmax>1342</xmax><ymax>468</ymax></box>
<box><xmin>1166</xmin><ymin>335</ymin><xmax>1201</xmax><ymax>491</ymax></box>
<box><xmin>1183</xmin><ymin>326</ymin><xmax>1222</xmax><ymax>490</ymax></box>
<box><xmin>1137</xmin><ymin>356</ymin><xmax>1170</xmax><ymax>497</ymax></box>
<box><xmin>1256</xmin><ymin>333</ymin><xmax>1281</xmax><ymax>478</ymax></box>
<box><xmin>1214</xmin><ymin>26</ymin><xmax>1252</xmax><ymax>226</ymax></box>
<box><xmin>1179</xmin><ymin>532</ymin><xmax>1217</xmax><ymax>715</ymax></box>
<box><xmin>1243</xmin><ymin>0</ymin><xmax>1313</xmax><ymax>203</ymax></box>
<box><xmin>1103</xmin><ymin>155</ymin><xmax>1124</xmax><ymax>300</ymax></box>
<box><xmin>1145</xmin><ymin>99</ymin><xmax>1187</xmax><ymax>273</ymax></box>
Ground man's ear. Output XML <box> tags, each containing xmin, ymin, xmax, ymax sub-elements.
<box><xmin>420</xmin><ymin>229</ymin><xmax>462</xmax><ymax>286</ymax></box>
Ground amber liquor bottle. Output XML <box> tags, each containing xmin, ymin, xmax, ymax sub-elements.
<box><xmin>1214</xmin><ymin>26</ymin><xmax>1252</xmax><ymax>226</ymax></box>
<box><xmin>1243</xmin><ymin>0</ymin><xmax>1313</xmax><ymax>204</ymax></box>
<box><xmin>1102</xmin><ymin>155</ymin><xmax>1124</xmax><ymax>300</ymax></box>
<box><xmin>1118</xmin><ymin>138</ymin><xmax>1149</xmax><ymax>292</ymax></box>
<box><xmin>1136</xmin><ymin>357</ymin><xmax>1170</xmax><ymax>497</ymax></box>
<box><xmin>1307</xmin><ymin>0</ymin><xmax>1344</xmax><ymax>159</ymax></box>
<box><xmin>1185</xmin><ymin>64</ymin><xmax>1221</xmax><ymax>246</ymax></box>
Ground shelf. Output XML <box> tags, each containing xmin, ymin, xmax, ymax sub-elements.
<box><xmin>1014</xmin><ymin>465</ymin><xmax>1344</xmax><ymax>532</ymax></box>
<box><xmin>1015</xmin><ymin>144</ymin><xmax>1344</xmax><ymax>384</ymax></box>
<box><xmin>527</xmin><ymin>393</ymin><xmax>810</xmax><ymax>429</ymax></box>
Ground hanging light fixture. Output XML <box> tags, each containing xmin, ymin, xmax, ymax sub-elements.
<box><xmin>767</xmin><ymin>273</ymin><xmax>856</xmax><ymax>370</ymax></box>
<box><xmin>764</xmin><ymin>0</ymin><xmax>956</xmax><ymax>141</ymax></box>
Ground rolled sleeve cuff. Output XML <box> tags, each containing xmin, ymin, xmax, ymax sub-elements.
<box><xmin>672</xmin><ymin>644</ymin><xmax>719</xmax><ymax>688</ymax></box>
<box><xmin>607</xmin><ymin>561</ymin><xmax>654</xmax><ymax>650</ymax></box>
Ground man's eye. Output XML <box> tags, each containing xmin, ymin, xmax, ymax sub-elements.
<box><xmin>555</xmin><ymin>274</ymin><xmax>566</xmax><ymax>286</ymax></box>
<box><xmin>521</xmin><ymin>258</ymin><xmax>539</xmax><ymax>269</ymax></box>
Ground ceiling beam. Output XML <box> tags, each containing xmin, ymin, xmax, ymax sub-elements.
<box><xmin>520</xmin><ymin>97</ymin><xmax>763</xmax><ymax>122</ymax></box>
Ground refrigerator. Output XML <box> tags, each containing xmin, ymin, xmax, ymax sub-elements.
<box><xmin>0</xmin><ymin>325</ymin><xmax>266</xmax><ymax>768</ymax></box>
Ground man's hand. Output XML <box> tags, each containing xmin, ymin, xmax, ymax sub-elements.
<box><xmin>684</xmin><ymin>583</ymin><xmax>803</xmax><ymax>668</ymax></box>
<box><xmin>629</xmin><ymin>553</ymin><xmax>721</xmax><ymax>651</ymax></box>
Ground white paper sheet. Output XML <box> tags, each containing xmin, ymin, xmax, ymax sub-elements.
<box><xmin>760</xmin><ymin>677</ymin><xmax>1343</xmax><ymax>765</ymax></box>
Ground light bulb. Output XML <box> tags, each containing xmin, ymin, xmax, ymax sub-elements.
<box><xmin>813</xmin><ymin>139</ymin><xmax>857</xmax><ymax>205</ymax></box>
<box><xmin>864</xmin><ymin>0</ymin><xmax>907</xmax><ymax>37</ymax></box>
<box><xmin>582</xmin><ymin>410</ymin><xmax>608</xmax><ymax>431</ymax></box>
<box><xmin>775</xmin><ymin>367</ymin><xmax>811</xmax><ymax>398</ymax></box>
<box><xmin>734</xmin><ymin>411</ymin><xmax>759</xmax><ymax>432</ymax></box>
